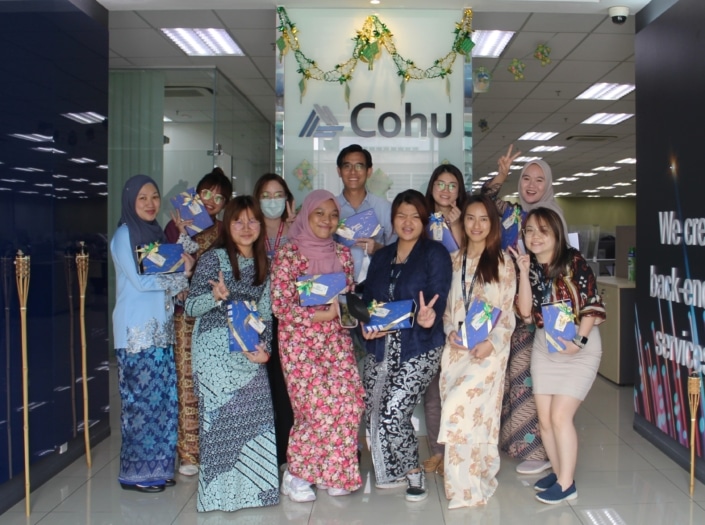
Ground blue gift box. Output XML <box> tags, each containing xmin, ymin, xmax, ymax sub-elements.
<box><xmin>227</xmin><ymin>300</ymin><xmax>265</xmax><ymax>352</ymax></box>
<box><xmin>335</xmin><ymin>209</ymin><xmax>382</xmax><ymax>248</ymax></box>
<box><xmin>364</xmin><ymin>299</ymin><xmax>417</xmax><ymax>333</ymax></box>
<box><xmin>170</xmin><ymin>188</ymin><xmax>214</xmax><ymax>237</ymax></box>
<box><xmin>541</xmin><ymin>300</ymin><xmax>577</xmax><ymax>353</ymax></box>
<box><xmin>428</xmin><ymin>212</ymin><xmax>459</xmax><ymax>252</ymax></box>
<box><xmin>500</xmin><ymin>206</ymin><xmax>523</xmax><ymax>250</ymax></box>
<box><xmin>296</xmin><ymin>272</ymin><xmax>347</xmax><ymax>306</ymax></box>
<box><xmin>137</xmin><ymin>242</ymin><xmax>185</xmax><ymax>274</ymax></box>
<box><xmin>458</xmin><ymin>298</ymin><xmax>501</xmax><ymax>349</ymax></box>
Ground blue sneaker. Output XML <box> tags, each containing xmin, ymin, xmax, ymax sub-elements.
<box><xmin>533</xmin><ymin>472</ymin><xmax>557</xmax><ymax>492</ymax></box>
<box><xmin>535</xmin><ymin>481</ymin><xmax>577</xmax><ymax>504</ymax></box>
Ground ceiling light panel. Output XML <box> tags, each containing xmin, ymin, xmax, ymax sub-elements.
<box><xmin>471</xmin><ymin>30</ymin><xmax>515</xmax><ymax>58</ymax></box>
<box><xmin>515</xmin><ymin>156</ymin><xmax>542</xmax><ymax>163</ymax></box>
<box><xmin>581</xmin><ymin>113</ymin><xmax>634</xmax><ymax>125</ymax></box>
<box><xmin>530</xmin><ymin>146</ymin><xmax>565</xmax><ymax>153</ymax></box>
<box><xmin>61</xmin><ymin>112</ymin><xmax>106</xmax><ymax>124</ymax></box>
<box><xmin>518</xmin><ymin>132</ymin><xmax>559</xmax><ymax>141</ymax></box>
<box><xmin>616</xmin><ymin>158</ymin><xmax>637</xmax><ymax>164</ymax></box>
<box><xmin>161</xmin><ymin>28</ymin><xmax>244</xmax><ymax>57</ymax></box>
<box><xmin>576</xmin><ymin>83</ymin><xmax>635</xmax><ymax>100</ymax></box>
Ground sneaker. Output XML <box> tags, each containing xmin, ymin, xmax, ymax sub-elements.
<box><xmin>405</xmin><ymin>470</ymin><xmax>428</xmax><ymax>502</ymax></box>
<box><xmin>280</xmin><ymin>470</ymin><xmax>316</xmax><ymax>503</ymax></box>
<box><xmin>533</xmin><ymin>473</ymin><xmax>557</xmax><ymax>492</ymax></box>
<box><xmin>178</xmin><ymin>463</ymin><xmax>199</xmax><ymax>476</ymax></box>
<box><xmin>327</xmin><ymin>487</ymin><xmax>351</xmax><ymax>497</ymax></box>
<box><xmin>516</xmin><ymin>460</ymin><xmax>552</xmax><ymax>475</ymax></box>
<box><xmin>375</xmin><ymin>478</ymin><xmax>407</xmax><ymax>489</ymax></box>
<box><xmin>535</xmin><ymin>481</ymin><xmax>577</xmax><ymax>504</ymax></box>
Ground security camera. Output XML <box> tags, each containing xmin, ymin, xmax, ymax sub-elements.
<box><xmin>608</xmin><ymin>6</ymin><xmax>629</xmax><ymax>24</ymax></box>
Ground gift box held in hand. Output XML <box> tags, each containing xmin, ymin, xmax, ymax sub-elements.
<box><xmin>227</xmin><ymin>300</ymin><xmax>265</xmax><ymax>352</ymax></box>
<box><xmin>542</xmin><ymin>300</ymin><xmax>577</xmax><ymax>352</ymax></box>
<box><xmin>364</xmin><ymin>299</ymin><xmax>417</xmax><ymax>333</ymax></box>
<box><xmin>500</xmin><ymin>207</ymin><xmax>523</xmax><ymax>249</ymax></box>
<box><xmin>335</xmin><ymin>209</ymin><xmax>382</xmax><ymax>248</ymax></box>
<box><xmin>170</xmin><ymin>188</ymin><xmax>214</xmax><ymax>236</ymax></box>
<box><xmin>296</xmin><ymin>272</ymin><xmax>347</xmax><ymax>306</ymax></box>
<box><xmin>428</xmin><ymin>212</ymin><xmax>458</xmax><ymax>252</ymax></box>
<box><xmin>459</xmin><ymin>298</ymin><xmax>501</xmax><ymax>349</ymax></box>
<box><xmin>137</xmin><ymin>242</ymin><xmax>185</xmax><ymax>274</ymax></box>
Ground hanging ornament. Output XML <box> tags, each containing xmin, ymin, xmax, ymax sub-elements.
<box><xmin>508</xmin><ymin>58</ymin><xmax>525</xmax><ymax>81</ymax></box>
<box><xmin>472</xmin><ymin>67</ymin><xmax>491</xmax><ymax>93</ymax></box>
<box><xmin>478</xmin><ymin>119</ymin><xmax>489</xmax><ymax>132</ymax></box>
<box><xmin>534</xmin><ymin>44</ymin><xmax>551</xmax><ymax>66</ymax></box>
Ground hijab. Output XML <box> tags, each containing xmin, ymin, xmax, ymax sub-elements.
<box><xmin>288</xmin><ymin>189</ymin><xmax>343</xmax><ymax>274</ymax></box>
<box><xmin>518</xmin><ymin>160</ymin><xmax>569</xmax><ymax>236</ymax></box>
<box><xmin>118</xmin><ymin>174</ymin><xmax>167</xmax><ymax>269</ymax></box>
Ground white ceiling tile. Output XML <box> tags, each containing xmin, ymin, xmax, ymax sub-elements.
<box><xmin>110</xmin><ymin>28</ymin><xmax>184</xmax><ymax>57</ymax></box>
<box><xmin>139</xmin><ymin>10</ymin><xmax>223</xmax><ymax>28</ymax></box>
<box><xmin>109</xmin><ymin>11</ymin><xmax>150</xmax><ymax>28</ymax></box>
<box><xmin>216</xmin><ymin>9</ymin><xmax>277</xmax><ymax>29</ymax></box>
<box><xmin>544</xmin><ymin>59</ymin><xmax>619</xmax><ymax>82</ymax></box>
<box><xmin>565</xmin><ymin>34</ymin><xmax>634</xmax><ymax>61</ymax></box>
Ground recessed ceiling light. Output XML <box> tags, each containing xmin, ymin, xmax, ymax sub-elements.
<box><xmin>557</xmin><ymin>177</ymin><xmax>578</xmax><ymax>182</ymax></box>
<box><xmin>576</xmin><ymin>83</ymin><xmax>635</xmax><ymax>100</ymax></box>
<box><xmin>35</xmin><ymin>183</ymin><xmax>53</xmax><ymax>188</ymax></box>
<box><xmin>0</xmin><ymin>188</ymin><xmax>10</xmax><ymax>191</ymax></box>
<box><xmin>530</xmin><ymin>145</ymin><xmax>565</xmax><ymax>153</ymax></box>
<box><xmin>68</xmin><ymin>158</ymin><xmax>96</xmax><ymax>164</ymax></box>
<box><xmin>574</xmin><ymin>172</ymin><xmax>596</xmax><ymax>177</ymax></box>
<box><xmin>593</xmin><ymin>166</ymin><xmax>620</xmax><ymax>172</ymax></box>
<box><xmin>587</xmin><ymin>195</ymin><xmax>600</xmax><ymax>198</ymax></box>
<box><xmin>19</xmin><ymin>191</ymin><xmax>38</xmax><ymax>195</ymax></box>
<box><xmin>61</xmin><ymin>112</ymin><xmax>106</xmax><ymax>124</ymax></box>
<box><xmin>509</xmin><ymin>165</ymin><xmax>523</xmax><ymax>170</ymax></box>
<box><xmin>33</xmin><ymin>147</ymin><xmax>66</xmax><ymax>154</ymax></box>
<box><xmin>555</xmin><ymin>192</ymin><xmax>572</xmax><ymax>197</ymax></box>
<box><xmin>581</xmin><ymin>113</ymin><xmax>633</xmax><ymax>125</ymax></box>
<box><xmin>471</xmin><ymin>30</ymin><xmax>515</xmax><ymax>58</ymax></box>
<box><xmin>613</xmin><ymin>182</ymin><xmax>632</xmax><ymax>186</ymax></box>
<box><xmin>9</xmin><ymin>133</ymin><xmax>53</xmax><ymax>142</ymax></box>
<box><xmin>370</xmin><ymin>0</ymin><xmax>381</xmax><ymax>4</ymax></box>
<box><xmin>518</xmin><ymin>132</ymin><xmax>559</xmax><ymax>141</ymax></box>
<box><xmin>98</xmin><ymin>192</ymin><xmax>108</xmax><ymax>196</ymax></box>
<box><xmin>13</xmin><ymin>167</ymin><xmax>44</xmax><ymax>172</ymax></box>
<box><xmin>161</xmin><ymin>28</ymin><xmax>244</xmax><ymax>56</ymax></box>
<box><xmin>616</xmin><ymin>158</ymin><xmax>637</xmax><ymax>164</ymax></box>
<box><xmin>479</xmin><ymin>176</ymin><xmax>492</xmax><ymax>181</ymax></box>
<box><xmin>163</xmin><ymin>116</ymin><xmax>172</xmax><ymax>122</ymax></box>
<box><xmin>52</xmin><ymin>174</ymin><xmax>68</xmax><ymax>179</ymax></box>
<box><xmin>90</xmin><ymin>182</ymin><xmax>107</xmax><ymax>186</ymax></box>
<box><xmin>597</xmin><ymin>186</ymin><xmax>615</xmax><ymax>190</ymax></box>
<box><xmin>625</xmin><ymin>192</ymin><xmax>636</xmax><ymax>196</ymax></box>
<box><xmin>0</xmin><ymin>179</ymin><xmax>23</xmax><ymax>183</ymax></box>
<box><xmin>487</xmin><ymin>171</ymin><xmax>498</xmax><ymax>176</ymax></box>
<box><xmin>582</xmin><ymin>189</ymin><xmax>599</xmax><ymax>193</ymax></box>
<box><xmin>515</xmin><ymin>156</ymin><xmax>542</xmax><ymax>163</ymax></box>
<box><xmin>70</xmin><ymin>178</ymin><xmax>89</xmax><ymax>183</ymax></box>
<box><xmin>552</xmin><ymin>182</ymin><xmax>563</xmax><ymax>185</ymax></box>
<box><xmin>55</xmin><ymin>188</ymin><xmax>70</xmax><ymax>191</ymax></box>
<box><xmin>97</xmin><ymin>165</ymin><xmax>108</xmax><ymax>170</ymax></box>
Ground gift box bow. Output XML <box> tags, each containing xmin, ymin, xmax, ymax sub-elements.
<box><xmin>137</xmin><ymin>242</ymin><xmax>184</xmax><ymax>272</ymax></box>
<box><xmin>366</xmin><ymin>300</ymin><xmax>415</xmax><ymax>332</ymax></box>
<box><xmin>295</xmin><ymin>279</ymin><xmax>314</xmax><ymax>296</ymax></box>
<box><xmin>177</xmin><ymin>191</ymin><xmax>203</xmax><ymax>207</ymax></box>
<box><xmin>471</xmin><ymin>302</ymin><xmax>497</xmax><ymax>331</ymax></box>
<box><xmin>555</xmin><ymin>301</ymin><xmax>575</xmax><ymax>324</ymax></box>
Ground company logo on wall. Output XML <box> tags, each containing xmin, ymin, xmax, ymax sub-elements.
<box><xmin>299</xmin><ymin>104</ymin><xmax>344</xmax><ymax>138</ymax></box>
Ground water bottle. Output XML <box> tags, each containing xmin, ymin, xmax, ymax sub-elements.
<box><xmin>627</xmin><ymin>247</ymin><xmax>636</xmax><ymax>281</ymax></box>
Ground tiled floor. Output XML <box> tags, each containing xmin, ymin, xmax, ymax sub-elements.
<box><xmin>4</xmin><ymin>366</ymin><xmax>705</xmax><ymax>524</ymax></box>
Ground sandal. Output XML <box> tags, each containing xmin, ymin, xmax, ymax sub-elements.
<box><xmin>422</xmin><ymin>454</ymin><xmax>443</xmax><ymax>473</ymax></box>
<box><xmin>435</xmin><ymin>462</ymin><xmax>445</xmax><ymax>477</ymax></box>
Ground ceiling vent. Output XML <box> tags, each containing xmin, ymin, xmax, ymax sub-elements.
<box><xmin>565</xmin><ymin>135</ymin><xmax>617</xmax><ymax>142</ymax></box>
<box><xmin>165</xmin><ymin>86</ymin><xmax>214</xmax><ymax>98</ymax></box>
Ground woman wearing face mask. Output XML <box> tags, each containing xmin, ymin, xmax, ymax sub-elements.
<box><xmin>482</xmin><ymin>145</ymin><xmax>568</xmax><ymax>476</ymax></box>
<box><xmin>164</xmin><ymin>167</ymin><xmax>232</xmax><ymax>477</ymax></box>
<box><xmin>253</xmin><ymin>173</ymin><xmax>297</xmax><ymax>259</ymax></box>
<box><xmin>253</xmin><ymin>173</ymin><xmax>297</xmax><ymax>468</ymax></box>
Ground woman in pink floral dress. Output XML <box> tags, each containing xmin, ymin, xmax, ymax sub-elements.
<box><xmin>271</xmin><ymin>189</ymin><xmax>365</xmax><ymax>503</ymax></box>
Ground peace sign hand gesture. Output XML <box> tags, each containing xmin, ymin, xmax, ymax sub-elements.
<box><xmin>209</xmin><ymin>271</ymin><xmax>230</xmax><ymax>302</ymax></box>
<box><xmin>285</xmin><ymin>199</ymin><xmax>297</xmax><ymax>224</ymax></box>
<box><xmin>497</xmin><ymin>144</ymin><xmax>521</xmax><ymax>178</ymax></box>
<box><xmin>416</xmin><ymin>291</ymin><xmax>439</xmax><ymax>329</ymax></box>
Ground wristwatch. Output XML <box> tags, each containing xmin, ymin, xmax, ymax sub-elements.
<box><xmin>572</xmin><ymin>335</ymin><xmax>588</xmax><ymax>349</ymax></box>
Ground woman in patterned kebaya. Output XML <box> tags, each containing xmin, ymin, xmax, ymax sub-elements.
<box><xmin>438</xmin><ymin>195</ymin><xmax>516</xmax><ymax>508</ymax></box>
<box><xmin>271</xmin><ymin>189</ymin><xmax>364</xmax><ymax>503</ymax></box>
<box><xmin>185</xmin><ymin>196</ymin><xmax>279</xmax><ymax>512</ymax></box>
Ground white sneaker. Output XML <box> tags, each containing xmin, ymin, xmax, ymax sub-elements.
<box><xmin>405</xmin><ymin>471</ymin><xmax>428</xmax><ymax>502</ymax></box>
<box><xmin>516</xmin><ymin>460</ymin><xmax>552</xmax><ymax>475</ymax></box>
<box><xmin>281</xmin><ymin>470</ymin><xmax>316</xmax><ymax>503</ymax></box>
<box><xmin>178</xmin><ymin>464</ymin><xmax>198</xmax><ymax>476</ymax></box>
<box><xmin>327</xmin><ymin>487</ymin><xmax>351</xmax><ymax>497</ymax></box>
<box><xmin>375</xmin><ymin>478</ymin><xmax>407</xmax><ymax>489</ymax></box>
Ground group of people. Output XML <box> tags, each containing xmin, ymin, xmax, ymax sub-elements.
<box><xmin>110</xmin><ymin>143</ymin><xmax>605</xmax><ymax>513</ymax></box>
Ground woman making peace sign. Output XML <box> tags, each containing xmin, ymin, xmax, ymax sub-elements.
<box><xmin>361</xmin><ymin>189</ymin><xmax>452</xmax><ymax>502</ymax></box>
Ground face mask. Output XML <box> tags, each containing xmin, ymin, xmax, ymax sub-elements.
<box><xmin>260</xmin><ymin>198</ymin><xmax>286</xmax><ymax>219</ymax></box>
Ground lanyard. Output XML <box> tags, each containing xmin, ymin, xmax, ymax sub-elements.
<box><xmin>460</xmin><ymin>252</ymin><xmax>480</xmax><ymax>312</ymax></box>
<box><xmin>264</xmin><ymin>220</ymin><xmax>285</xmax><ymax>256</ymax></box>
<box><xmin>388</xmin><ymin>251</ymin><xmax>408</xmax><ymax>301</ymax></box>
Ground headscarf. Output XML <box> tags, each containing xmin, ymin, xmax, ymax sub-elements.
<box><xmin>518</xmin><ymin>160</ymin><xmax>569</xmax><ymax>236</ymax></box>
<box><xmin>118</xmin><ymin>174</ymin><xmax>167</xmax><ymax>269</ymax></box>
<box><xmin>287</xmin><ymin>189</ymin><xmax>343</xmax><ymax>274</ymax></box>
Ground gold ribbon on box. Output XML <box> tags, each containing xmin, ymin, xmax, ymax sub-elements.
<box><xmin>136</xmin><ymin>242</ymin><xmax>184</xmax><ymax>272</ymax></box>
<box><xmin>367</xmin><ymin>300</ymin><xmax>415</xmax><ymax>332</ymax></box>
<box><xmin>177</xmin><ymin>192</ymin><xmax>205</xmax><ymax>233</ymax></box>
<box><xmin>296</xmin><ymin>278</ymin><xmax>314</xmax><ymax>296</ymax></box>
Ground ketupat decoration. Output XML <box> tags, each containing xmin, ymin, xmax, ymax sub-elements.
<box><xmin>276</xmin><ymin>7</ymin><xmax>475</xmax><ymax>104</ymax></box>
<box><xmin>293</xmin><ymin>159</ymin><xmax>315</xmax><ymax>191</ymax></box>
<box><xmin>367</xmin><ymin>167</ymin><xmax>392</xmax><ymax>198</ymax></box>
<box><xmin>534</xmin><ymin>43</ymin><xmax>551</xmax><ymax>66</ymax></box>
<box><xmin>508</xmin><ymin>58</ymin><xmax>526</xmax><ymax>80</ymax></box>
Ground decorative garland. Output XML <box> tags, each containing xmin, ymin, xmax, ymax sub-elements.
<box><xmin>276</xmin><ymin>6</ymin><xmax>475</xmax><ymax>104</ymax></box>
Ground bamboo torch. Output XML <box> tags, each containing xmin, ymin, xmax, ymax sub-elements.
<box><xmin>63</xmin><ymin>252</ymin><xmax>77</xmax><ymax>437</ymax></box>
<box><xmin>76</xmin><ymin>243</ymin><xmax>92</xmax><ymax>467</ymax></box>
<box><xmin>689</xmin><ymin>372</ymin><xmax>701</xmax><ymax>496</ymax></box>
<box><xmin>15</xmin><ymin>250</ymin><xmax>30</xmax><ymax>516</ymax></box>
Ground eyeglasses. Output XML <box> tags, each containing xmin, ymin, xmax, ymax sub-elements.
<box><xmin>522</xmin><ymin>227</ymin><xmax>550</xmax><ymax>238</ymax></box>
<box><xmin>261</xmin><ymin>190</ymin><xmax>285</xmax><ymax>199</ymax></box>
<box><xmin>340</xmin><ymin>162</ymin><xmax>367</xmax><ymax>172</ymax></box>
<box><xmin>200</xmin><ymin>188</ymin><xmax>225</xmax><ymax>205</ymax></box>
<box><xmin>232</xmin><ymin>219</ymin><xmax>261</xmax><ymax>230</ymax></box>
<box><xmin>434</xmin><ymin>180</ymin><xmax>458</xmax><ymax>192</ymax></box>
